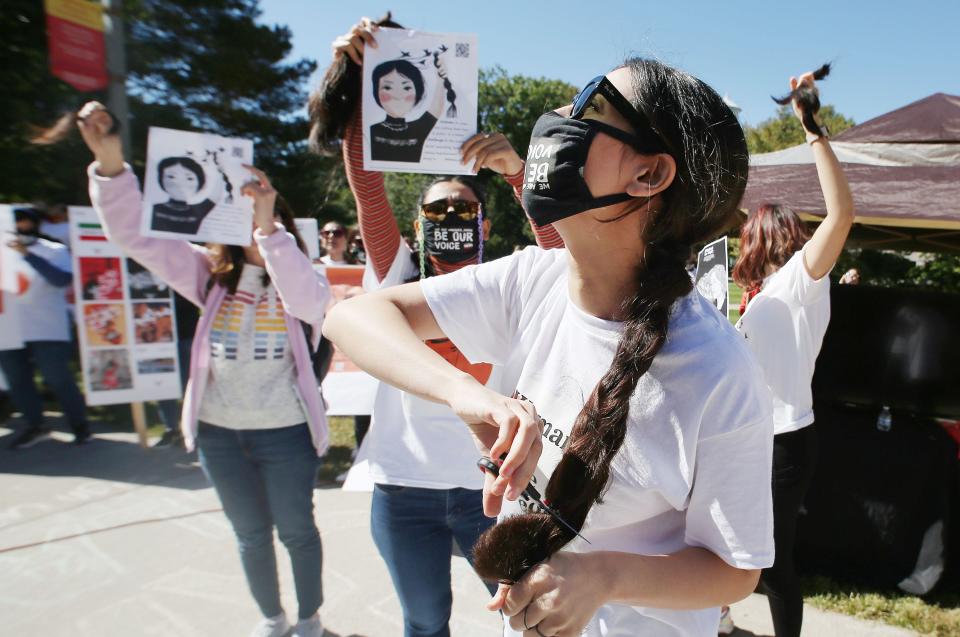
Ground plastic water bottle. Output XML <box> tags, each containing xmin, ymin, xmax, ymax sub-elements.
<box><xmin>877</xmin><ymin>405</ymin><xmax>893</xmax><ymax>432</ymax></box>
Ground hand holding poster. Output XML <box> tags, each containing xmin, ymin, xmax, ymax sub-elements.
<box><xmin>363</xmin><ymin>28</ymin><xmax>478</xmax><ymax>175</ymax></box>
<box><xmin>141</xmin><ymin>127</ymin><xmax>254</xmax><ymax>246</ymax></box>
<box><xmin>695</xmin><ymin>236</ymin><xmax>730</xmax><ymax>320</ymax></box>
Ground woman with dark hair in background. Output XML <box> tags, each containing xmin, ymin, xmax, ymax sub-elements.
<box><xmin>319</xmin><ymin>221</ymin><xmax>353</xmax><ymax>265</ymax></box>
<box><xmin>79</xmin><ymin>101</ymin><xmax>331</xmax><ymax>637</ymax></box>
<box><xmin>324</xmin><ymin>57</ymin><xmax>776</xmax><ymax>637</ymax></box>
<box><xmin>727</xmin><ymin>72</ymin><xmax>854</xmax><ymax>637</ymax></box>
<box><xmin>308</xmin><ymin>15</ymin><xmax>561</xmax><ymax>637</ymax></box>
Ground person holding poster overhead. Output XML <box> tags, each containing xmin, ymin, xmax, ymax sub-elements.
<box><xmin>308</xmin><ymin>15</ymin><xmax>560</xmax><ymax>637</ymax></box>
<box><xmin>0</xmin><ymin>207</ymin><xmax>90</xmax><ymax>449</ymax></box>
<box><xmin>728</xmin><ymin>71</ymin><xmax>854</xmax><ymax>637</ymax></box>
<box><xmin>324</xmin><ymin>59</ymin><xmax>776</xmax><ymax>637</ymax></box>
<box><xmin>79</xmin><ymin>102</ymin><xmax>330</xmax><ymax>637</ymax></box>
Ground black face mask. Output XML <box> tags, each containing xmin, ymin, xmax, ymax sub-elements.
<box><xmin>420</xmin><ymin>215</ymin><xmax>481</xmax><ymax>264</ymax></box>
<box><xmin>521</xmin><ymin>110</ymin><xmax>653</xmax><ymax>227</ymax></box>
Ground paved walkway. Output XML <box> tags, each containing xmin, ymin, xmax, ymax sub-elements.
<box><xmin>0</xmin><ymin>426</ymin><xmax>915</xmax><ymax>637</ymax></box>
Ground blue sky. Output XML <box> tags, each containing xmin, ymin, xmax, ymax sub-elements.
<box><xmin>260</xmin><ymin>0</ymin><xmax>959</xmax><ymax>127</ymax></box>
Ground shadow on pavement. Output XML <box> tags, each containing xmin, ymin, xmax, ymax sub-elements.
<box><xmin>0</xmin><ymin>425</ymin><xmax>207</xmax><ymax>491</ymax></box>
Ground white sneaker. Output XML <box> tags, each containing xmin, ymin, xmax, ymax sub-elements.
<box><xmin>291</xmin><ymin>614</ymin><xmax>323</xmax><ymax>637</ymax></box>
<box><xmin>250</xmin><ymin>613</ymin><xmax>291</xmax><ymax>637</ymax></box>
<box><xmin>718</xmin><ymin>606</ymin><xmax>735</xmax><ymax>635</ymax></box>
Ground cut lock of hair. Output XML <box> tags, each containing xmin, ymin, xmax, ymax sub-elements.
<box><xmin>471</xmin><ymin>57</ymin><xmax>750</xmax><ymax>585</ymax></box>
<box><xmin>307</xmin><ymin>12</ymin><xmax>404</xmax><ymax>155</ymax></box>
<box><xmin>29</xmin><ymin>108</ymin><xmax>121</xmax><ymax>146</ymax></box>
<box><xmin>771</xmin><ymin>63</ymin><xmax>832</xmax><ymax>137</ymax></box>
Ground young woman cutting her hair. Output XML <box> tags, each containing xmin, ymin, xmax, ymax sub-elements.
<box><xmin>324</xmin><ymin>59</ymin><xmax>776</xmax><ymax>637</ymax></box>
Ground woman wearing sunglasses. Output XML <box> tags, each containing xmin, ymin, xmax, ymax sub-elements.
<box><xmin>308</xmin><ymin>15</ymin><xmax>559</xmax><ymax>637</ymax></box>
<box><xmin>324</xmin><ymin>59</ymin><xmax>775</xmax><ymax>637</ymax></box>
<box><xmin>319</xmin><ymin>222</ymin><xmax>356</xmax><ymax>265</ymax></box>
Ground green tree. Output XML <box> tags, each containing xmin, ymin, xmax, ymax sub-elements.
<box><xmin>0</xmin><ymin>0</ymin><xmax>323</xmax><ymax>215</ymax></box>
<box><xmin>744</xmin><ymin>105</ymin><xmax>855</xmax><ymax>154</ymax></box>
<box><xmin>0</xmin><ymin>1</ymin><xmax>97</xmax><ymax>205</ymax></box>
<box><xmin>125</xmin><ymin>0</ymin><xmax>319</xmax><ymax>214</ymax></box>
<box><xmin>476</xmin><ymin>67</ymin><xmax>577</xmax><ymax>257</ymax></box>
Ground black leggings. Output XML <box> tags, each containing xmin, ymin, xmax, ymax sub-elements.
<box><xmin>758</xmin><ymin>424</ymin><xmax>818</xmax><ymax>637</ymax></box>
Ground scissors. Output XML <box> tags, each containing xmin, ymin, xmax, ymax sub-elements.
<box><xmin>477</xmin><ymin>456</ymin><xmax>591</xmax><ymax>545</ymax></box>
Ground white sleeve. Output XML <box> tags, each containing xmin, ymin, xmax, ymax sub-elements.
<box><xmin>684</xmin><ymin>418</ymin><xmax>775</xmax><ymax>570</ymax></box>
<box><xmin>420</xmin><ymin>250</ymin><xmax>527</xmax><ymax>367</ymax></box>
<box><xmin>789</xmin><ymin>247</ymin><xmax>830</xmax><ymax>306</ymax></box>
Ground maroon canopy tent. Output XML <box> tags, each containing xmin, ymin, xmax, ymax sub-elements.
<box><xmin>742</xmin><ymin>93</ymin><xmax>960</xmax><ymax>251</ymax></box>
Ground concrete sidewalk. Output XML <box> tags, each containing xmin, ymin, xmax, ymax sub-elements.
<box><xmin>0</xmin><ymin>426</ymin><xmax>915</xmax><ymax>637</ymax></box>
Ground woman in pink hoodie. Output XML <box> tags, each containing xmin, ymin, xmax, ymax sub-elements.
<box><xmin>79</xmin><ymin>102</ymin><xmax>330</xmax><ymax>637</ymax></box>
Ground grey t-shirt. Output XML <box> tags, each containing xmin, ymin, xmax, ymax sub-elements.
<box><xmin>198</xmin><ymin>265</ymin><xmax>305</xmax><ymax>429</ymax></box>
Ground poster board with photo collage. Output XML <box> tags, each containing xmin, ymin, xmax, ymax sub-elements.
<box><xmin>70</xmin><ymin>206</ymin><xmax>182</xmax><ymax>406</ymax></box>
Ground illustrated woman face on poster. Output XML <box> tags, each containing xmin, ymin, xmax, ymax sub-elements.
<box><xmin>370</xmin><ymin>52</ymin><xmax>456</xmax><ymax>163</ymax></box>
<box><xmin>150</xmin><ymin>155</ymin><xmax>225</xmax><ymax>235</ymax></box>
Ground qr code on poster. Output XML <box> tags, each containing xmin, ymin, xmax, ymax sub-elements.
<box><xmin>231</xmin><ymin>146</ymin><xmax>244</xmax><ymax>158</ymax></box>
<box><xmin>455</xmin><ymin>42</ymin><xmax>470</xmax><ymax>58</ymax></box>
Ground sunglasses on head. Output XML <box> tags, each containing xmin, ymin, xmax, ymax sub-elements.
<box><xmin>571</xmin><ymin>75</ymin><xmax>672</xmax><ymax>154</ymax></box>
<box><xmin>420</xmin><ymin>198</ymin><xmax>481</xmax><ymax>222</ymax></box>
<box><xmin>320</xmin><ymin>228</ymin><xmax>345</xmax><ymax>238</ymax></box>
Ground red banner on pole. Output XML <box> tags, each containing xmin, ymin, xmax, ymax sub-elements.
<box><xmin>45</xmin><ymin>0</ymin><xmax>108</xmax><ymax>92</ymax></box>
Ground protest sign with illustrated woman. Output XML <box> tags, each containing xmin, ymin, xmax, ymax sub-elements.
<box><xmin>362</xmin><ymin>28</ymin><xmax>477</xmax><ymax>174</ymax></box>
<box><xmin>141</xmin><ymin>127</ymin><xmax>254</xmax><ymax>246</ymax></box>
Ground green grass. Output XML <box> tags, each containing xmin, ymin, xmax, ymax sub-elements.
<box><xmin>316</xmin><ymin>416</ymin><xmax>358</xmax><ymax>484</ymax></box>
<box><xmin>801</xmin><ymin>576</ymin><xmax>960</xmax><ymax>636</ymax></box>
<box><xmin>728</xmin><ymin>280</ymin><xmax>743</xmax><ymax>324</ymax></box>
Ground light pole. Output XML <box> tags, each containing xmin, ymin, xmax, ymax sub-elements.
<box><xmin>102</xmin><ymin>0</ymin><xmax>131</xmax><ymax>157</ymax></box>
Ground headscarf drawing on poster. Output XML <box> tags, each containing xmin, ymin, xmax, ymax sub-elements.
<box><xmin>695</xmin><ymin>236</ymin><xmax>730</xmax><ymax>320</ymax></box>
<box><xmin>141</xmin><ymin>127</ymin><xmax>254</xmax><ymax>246</ymax></box>
<box><xmin>362</xmin><ymin>28</ymin><xmax>478</xmax><ymax>175</ymax></box>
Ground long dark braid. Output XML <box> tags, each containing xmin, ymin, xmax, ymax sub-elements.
<box><xmin>472</xmin><ymin>57</ymin><xmax>749</xmax><ymax>584</ymax></box>
<box><xmin>433</xmin><ymin>51</ymin><xmax>458</xmax><ymax>118</ymax></box>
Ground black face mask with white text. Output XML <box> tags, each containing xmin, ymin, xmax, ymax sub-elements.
<box><xmin>421</xmin><ymin>215</ymin><xmax>481</xmax><ymax>264</ymax></box>
<box><xmin>521</xmin><ymin>110</ymin><xmax>654</xmax><ymax>227</ymax></box>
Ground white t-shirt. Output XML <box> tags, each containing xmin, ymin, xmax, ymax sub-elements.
<box><xmin>199</xmin><ymin>265</ymin><xmax>306</xmax><ymax>429</ymax></box>
<box><xmin>7</xmin><ymin>239</ymin><xmax>72</xmax><ymax>344</ymax></box>
<box><xmin>363</xmin><ymin>240</ymin><xmax>509</xmax><ymax>490</ymax></box>
<box><xmin>320</xmin><ymin>254</ymin><xmax>348</xmax><ymax>266</ymax></box>
<box><xmin>421</xmin><ymin>247</ymin><xmax>775</xmax><ymax>637</ymax></box>
<box><xmin>735</xmin><ymin>248</ymin><xmax>830</xmax><ymax>435</ymax></box>
<box><xmin>40</xmin><ymin>221</ymin><xmax>72</xmax><ymax>246</ymax></box>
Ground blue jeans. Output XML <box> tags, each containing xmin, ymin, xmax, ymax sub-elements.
<box><xmin>197</xmin><ymin>422</ymin><xmax>322</xmax><ymax>620</ymax></box>
<box><xmin>157</xmin><ymin>338</ymin><xmax>193</xmax><ymax>431</ymax></box>
<box><xmin>371</xmin><ymin>484</ymin><xmax>497</xmax><ymax>637</ymax></box>
<box><xmin>0</xmin><ymin>341</ymin><xmax>87</xmax><ymax>434</ymax></box>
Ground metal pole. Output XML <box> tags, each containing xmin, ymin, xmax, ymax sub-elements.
<box><xmin>101</xmin><ymin>0</ymin><xmax>131</xmax><ymax>157</ymax></box>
